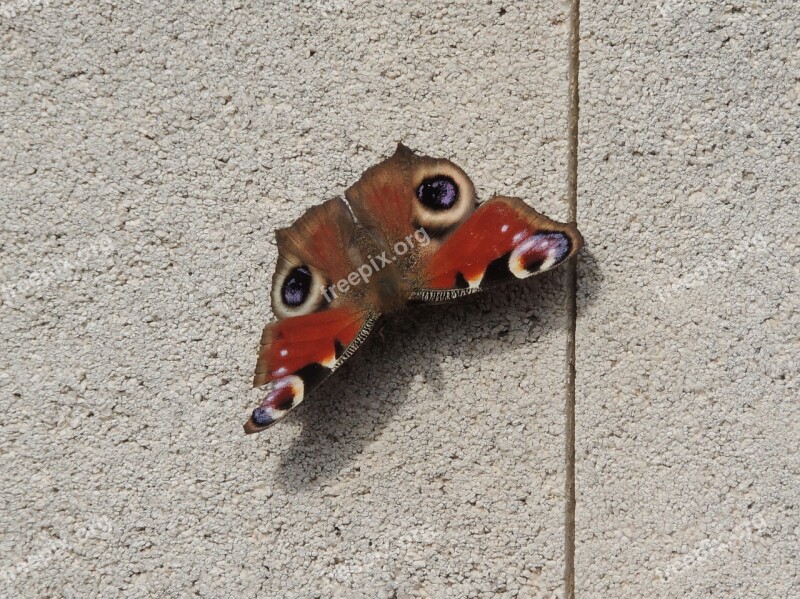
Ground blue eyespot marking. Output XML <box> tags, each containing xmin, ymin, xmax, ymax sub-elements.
<box><xmin>282</xmin><ymin>266</ymin><xmax>312</xmax><ymax>307</ymax></box>
<box><xmin>417</xmin><ymin>176</ymin><xmax>458</xmax><ymax>211</ymax></box>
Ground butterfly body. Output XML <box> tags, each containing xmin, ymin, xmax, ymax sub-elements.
<box><xmin>349</xmin><ymin>227</ymin><xmax>410</xmax><ymax>315</ymax></box>
<box><xmin>245</xmin><ymin>144</ymin><xmax>583</xmax><ymax>434</ymax></box>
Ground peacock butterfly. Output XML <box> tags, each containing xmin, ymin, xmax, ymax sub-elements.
<box><xmin>245</xmin><ymin>144</ymin><xmax>583</xmax><ymax>434</ymax></box>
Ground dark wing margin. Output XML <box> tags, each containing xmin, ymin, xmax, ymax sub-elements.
<box><xmin>409</xmin><ymin>287</ymin><xmax>482</xmax><ymax>303</ymax></box>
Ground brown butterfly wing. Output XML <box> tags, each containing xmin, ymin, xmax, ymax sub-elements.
<box><xmin>344</xmin><ymin>144</ymin><xmax>582</xmax><ymax>302</ymax></box>
<box><xmin>269</xmin><ymin>198</ymin><xmax>360</xmax><ymax>319</ymax></box>
<box><xmin>344</xmin><ymin>143</ymin><xmax>478</xmax><ymax>279</ymax></box>
<box><xmin>247</xmin><ymin>198</ymin><xmax>378</xmax><ymax>434</ymax></box>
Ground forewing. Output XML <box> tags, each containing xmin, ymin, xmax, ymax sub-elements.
<box><xmin>344</xmin><ymin>144</ymin><xmax>477</xmax><ymax>274</ymax></box>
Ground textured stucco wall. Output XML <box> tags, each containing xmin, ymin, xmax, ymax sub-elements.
<box><xmin>2</xmin><ymin>2</ymin><xmax>574</xmax><ymax>597</ymax></box>
<box><xmin>575</xmin><ymin>2</ymin><xmax>798</xmax><ymax>596</ymax></box>
<box><xmin>1</xmin><ymin>1</ymin><xmax>796</xmax><ymax>598</ymax></box>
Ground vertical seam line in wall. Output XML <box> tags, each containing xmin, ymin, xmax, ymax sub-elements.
<box><xmin>564</xmin><ymin>0</ymin><xmax>581</xmax><ymax>596</ymax></box>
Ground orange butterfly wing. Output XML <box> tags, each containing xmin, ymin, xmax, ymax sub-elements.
<box><xmin>345</xmin><ymin>145</ymin><xmax>581</xmax><ymax>301</ymax></box>
<box><xmin>246</xmin><ymin>308</ymin><xmax>376</xmax><ymax>433</ymax></box>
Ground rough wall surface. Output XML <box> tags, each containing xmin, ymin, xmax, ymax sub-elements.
<box><xmin>576</xmin><ymin>1</ymin><xmax>798</xmax><ymax>597</ymax></box>
<box><xmin>1</xmin><ymin>1</ymin><xmax>796</xmax><ymax>598</ymax></box>
<box><xmin>1</xmin><ymin>2</ymin><xmax>572</xmax><ymax>597</ymax></box>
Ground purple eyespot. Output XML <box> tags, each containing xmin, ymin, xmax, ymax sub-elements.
<box><xmin>417</xmin><ymin>176</ymin><xmax>458</xmax><ymax>211</ymax></box>
<box><xmin>282</xmin><ymin>266</ymin><xmax>312</xmax><ymax>307</ymax></box>
<box><xmin>251</xmin><ymin>406</ymin><xmax>274</xmax><ymax>427</ymax></box>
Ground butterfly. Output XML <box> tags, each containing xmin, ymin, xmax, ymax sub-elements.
<box><xmin>245</xmin><ymin>144</ymin><xmax>583</xmax><ymax>434</ymax></box>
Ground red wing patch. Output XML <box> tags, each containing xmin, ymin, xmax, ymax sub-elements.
<box><xmin>253</xmin><ymin>307</ymin><xmax>366</xmax><ymax>387</ymax></box>
<box><xmin>418</xmin><ymin>196</ymin><xmax>583</xmax><ymax>291</ymax></box>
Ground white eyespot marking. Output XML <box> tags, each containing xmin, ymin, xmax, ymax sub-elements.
<box><xmin>251</xmin><ymin>375</ymin><xmax>307</xmax><ymax>428</ymax></box>
<box><xmin>411</xmin><ymin>162</ymin><xmax>476</xmax><ymax>233</ymax></box>
<box><xmin>277</xmin><ymin>375</ymin><xmax>305</xmax><ymax>409</ymax></box>
<box><xmin>539</xmin><ymin>255</ymin><xmax>558</xmax><ymax>272</ymax></box>
<box><xmin>271</xmin><ymin>259</ymin><xmax>328</xmax><ymax>319</ymax></box>
<box><xmin>510</xmin><ymin>255</ymin><xmax>529</xmax><ymax>279</ymax></box>
<box><xmin>512</xmin><ymin>231</ymin><xmax>527</xmax><ymax>245</ymax></box>
<box><xmin>320</xmin><ymin>350</ymin><xmax>336</xmax><ymax>369</ymax></box>
<box><xmin>466</xmin><ymin>272</ymin><xmax>484</xmax><ymax>288</ymax></box>
<box><xmin>510</xmin><ymin>233</ymin><xmax>571</xmax><ymax>279</ymax></box>
<box><xmin>279</xmin><ymin>349</ymin><xmax>288</xmax><ymax>357</ymax></box>
<box><xmin>501</xmin><ymin>224</ymin><xmax>510</xmax><ymax>234</ymax></box>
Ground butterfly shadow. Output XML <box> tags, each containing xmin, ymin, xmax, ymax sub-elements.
<box><xmin>273</xmin><ymin>249</ymin><xmax>601</xmax><ymax>493</ymax></box>
<box><xmin>272</xmin><ymin>325</ymin><xmax>411</xmax><ymax>494</ymax></box>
